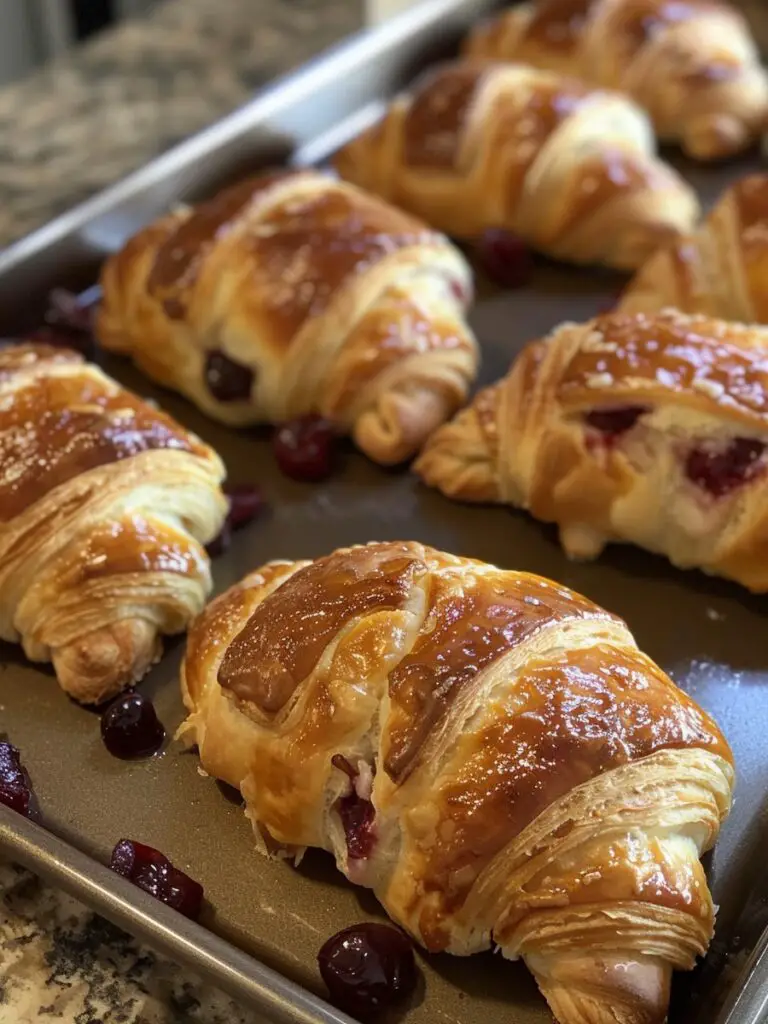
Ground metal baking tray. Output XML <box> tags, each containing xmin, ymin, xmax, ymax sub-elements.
<box><xmin>2</xmin><ymin>1</ymin><xmax>768</xmax><ymax>1021</ymax></box>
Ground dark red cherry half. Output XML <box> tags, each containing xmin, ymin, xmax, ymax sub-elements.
<box><xmin>273</xmin><ymin>415</ymin><xmax>336</xmax><ymax>482</ymax></box>
<box><xmin>0</xmin><ymin>742</ymin><xmax>33</xmax><ymax>817</ymax></box>
<box><xmin>318</xmin><ymin>923</ymin><xmax>417</xmax><ymax>1021</ymax></box>
<box><xmin>110</xmin><ymin>839</ymin><xmax>203</xmax><ymax>920</ymax></box>
<box><xmin>475</xmin><ymin>228</ymin><xmax>533</xmax><ymax>289</ymax></box>
<box><xmin>100</xmin><ymin>692</ymin><xmax>165</xmax><ymax>759</ymax></box>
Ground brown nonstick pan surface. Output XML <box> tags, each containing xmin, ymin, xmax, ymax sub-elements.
<box><xmin>3</xmin><ymin>227</ymin><xmax>768</xmax><ymax>1024</ymax></box>
<box><xmin>1</xmin><ymin>5</ymin><xmax>768</xmax><ymax>1020</ymax></box>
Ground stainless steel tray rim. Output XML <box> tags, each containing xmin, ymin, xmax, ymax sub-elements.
<box><xmin>1</xmin><ymin>1</ymin><xmax>767</xmax><ymax>1023</ymax></box>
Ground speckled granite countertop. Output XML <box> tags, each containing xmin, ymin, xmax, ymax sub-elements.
<box><xmin>0</xmin><ymin>2</ymin><xmax>361</xmax><ymax>1021</ymax></box>
<box><xmin>0</xmin><ymin>0</ymin><xmax>362</xmax><ymax>247</ymax></box>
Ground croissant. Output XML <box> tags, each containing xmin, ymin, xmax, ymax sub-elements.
<box><xmin>417</xmin><ymin>308</ymin><xmax>768</xmax><ymax>591</ymax></box>
<box><xmin>0</xmin><ymin>342</ymin><xmax>227</xmax><ymax>704</ymax></box>
<box><xmin>463</xmin><ymin>0</ymin><xmax>768</xmax><ymax>160</ymax></box>
<box><xmin>96</xmin><ymin>170</ymin><xmax>477</xmax><ymax>466</ymax></box>
<box><xmin>179</xmin><ymin>539</ymin><xmax>733</xmax><ymax>1024</ymax></box>
<box><xmin>620</xmin><ymin>173</ymin><xmax>768</xmax><ymax>322</ymax></box>
<box><xmin>333</xmin><ymin>59</ymin><xmax>700</xmax><ymax>271</ymax></box>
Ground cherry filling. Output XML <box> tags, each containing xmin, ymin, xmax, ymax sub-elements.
<box><xmin>685</xmin><ymin>438</ymin><xmax>766</xmax><ymax>497</ymax></box>
<box><xmin>204</xmin><ymin>350</ymin><xmax>254</xmax><ymax>402</ymax></box>
<box><xmin>273</xmin><ymin>415</ymin><xmax>336</xmax><ymax>482</ymax></box>
<box><xmin>332</xmin><ymin>754</ymin><xmax>376</xmax><ymax>861</ymax></box>
<box><xmin>475</xmin><ymin>228</ymin><xmax>533</xmax><ymax>289</ymax></box>
<box><xmin>0</xmin><ymin>742</ymin><xmax>33</xmax><ymax>817</ymax></box>
<box><xmin>318</xmin><ymin>923</ymin><xmax>417</xmax><ymax>1021</ymax></box>
<box><xmin>110</xmin><ymin>839</ymin><xmax>204</xmax><ymax>920</ymax></box>
<box><xmin>100</xmin><ymin>692</ymin><xmax>166</xmax><ymax>759</ymax></box>
<box><xmin>337</xmin><ymin>791</ymin><xmax>376</xmax><ymax>861</ymax></box>
<box><xmin>584</xmin><ymin>405</ymin><xmax>647</xmax><ymax>443</ymax></box>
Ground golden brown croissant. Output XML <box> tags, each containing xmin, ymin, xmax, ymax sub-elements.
<box><xmin>334</xmin><ymin>59</ymin><xmax>700</xmax><ymax>271</ymax></box>
<box><xmin>620</xmin><ymin>173</ymin><xmax>768</xmax><ymax>321</ymax></box>
<box><xmin>96</xmin><ymin>170</ymin><xmax>477</xmax><ymax>466</ymax></box>
<box><xmin>179</xmin><ymin>540</ymin><xmax>733</xmax><ymax>1024</ymax></box>
<box><xmin>417</xmin><ymin>309</ymin><xmax>768</xmax><ymax>592</ymax></box>
<box><xmin>464</xmin><ymin>0</ymin><xmax>768</xmax><ymax>160</ymax></box>
<box><xmin>0</xmin><ymin>342</ymin><xmax>227</xmax><ymax>703</ymax></box>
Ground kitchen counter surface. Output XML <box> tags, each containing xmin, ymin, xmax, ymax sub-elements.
<box><xmin>0</xmin><ymin>1</ymin><xmax>361</xmax><ymax>1021</ymax></box>
<box><xmin>0</xmin><ymin>0</ymin><xmax>362</xmax><ymax>247</ymax></box>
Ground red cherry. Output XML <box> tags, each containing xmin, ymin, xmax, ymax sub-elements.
<box><xmin>318</xmin><ymin>923</ymin><xmax>417</xmax><ymax>1021</ymax></box>
<box><xmin>475</xmin><ymin>228</ymin><xmax>533</xmax><ymax>289</ymax></box>
<box><xmin>0</xmin><ymin>742</ymin><xmax>33</xmax><ymax>817</ymax></box>
<box><xmin>100</xmin><ymin>692</ymin><xmax>165</xmax><ymax>759</ymax></box>
<box><xmin>273</xmin><ymin>415</ymin><xmax>336</xmax><ymax>482</ymax></box>
<box><xmin>110</xmin><ymin>839</ymin><xmax>203</xmax><ymax>920</ymax></box>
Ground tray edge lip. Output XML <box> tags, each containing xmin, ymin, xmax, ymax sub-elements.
<box><xmin>0</xmin><ymin>806</ymin><xmax>358</xmax><ymax>1024</ymax></box>
<box><xmin>3</xmin><ymin>0</ymin><xmax>767</xmax><ymax>1021</ymax></box>
<box><xmin>0</xmin><ymin>0</ymin><xmax>482</xmax><ymax>277</ymax></box>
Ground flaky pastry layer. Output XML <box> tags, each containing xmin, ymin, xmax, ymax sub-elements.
<box><xmin>97</xmin><ymin>170</ymin><xmax>478</xmax><ymax>465</ymax></box>
<box><xmin>179</xmin><ymin>540</ymin><xmax>733</xmax><ymax>1024</ymax></box>
<box><xmin>335</xmin><ymin>59</ymin><xmax>698</xmax><ymax>269</ymax></box>
<box><xmin>0</xmin><ymin>343</ymin><xmax>226</xmax><ymax>702</ymax></box>
<box><xmin>464</xmin><ymin>0</ymin><xmax>768</xmax><ymax>161</ymax></box>
<box><xmin>417</xmin><ymin>309</ymin><xmax>768</xmax><ymax>591</ymax></box>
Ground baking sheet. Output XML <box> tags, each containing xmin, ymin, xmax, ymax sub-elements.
<box><xmin>2</xmin><ymin>1</ymin><xmax>768</xmax><ymax>1021</ymax></box>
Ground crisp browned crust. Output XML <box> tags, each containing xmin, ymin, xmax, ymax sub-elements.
<box><xmin>418</xmin><ymin>309</ymin><xmax>768</xmax><ymax>591</ymax></box>
<box><xmin>0</xmin><ymin>342</ymin><xmax>227</xmax><ymax>702</ymax></box>
<box><xmin>180</xmin><ymin>539</ymin><xmax>733</xmax><ymax>1024</ymax></box>
<box><xmin>621</xmin><ymin>173</ymin><xmax>768</xmax><ymax>323</ymax></box>
<box><xmin>334</xmin><ymin>60</ymin><xmax>699</xmax><ymax>269</ymax></box>
<box><xmin>96</xmin><ymin>170</ymin><xmax>478</xmax><ymax>465</ymax></box>
<box><xmin>463</xmin><ymin>0</ymin><xmax>768</xmax><ymax>160</ymax></box>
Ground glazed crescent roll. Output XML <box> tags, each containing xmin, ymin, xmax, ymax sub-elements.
<box><xmin>620</xmin><ymin>173</ymin><xmax>768</xmax><ymax>322</ymax></box>
<box><xmin>0</xmin><ymin>342</ymin><xmax>227</xmax><ymax>704</ymax></box>
<box><xmin>464</xmin><ymin>0</ymin><xmax>768</xmax><ymax>160</ymax></box>
<box><xmin>417</xmin><ymin>309</ymin><xmax>768</xmax><ymax>591</ymax></box>
<box><xmin>179</xmin><ymin>540</ymin><xmax>733</xmax><ymax>1024</ymax></box>
<box><xmin>97</xmin><ymin>170</ymin><xmax>477</xmax><ymax>466</ymax></box>
<box><xmin>333</xmin><ymin>60</ymin><xmax>699</xmax><ymax>270</ymax></box>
